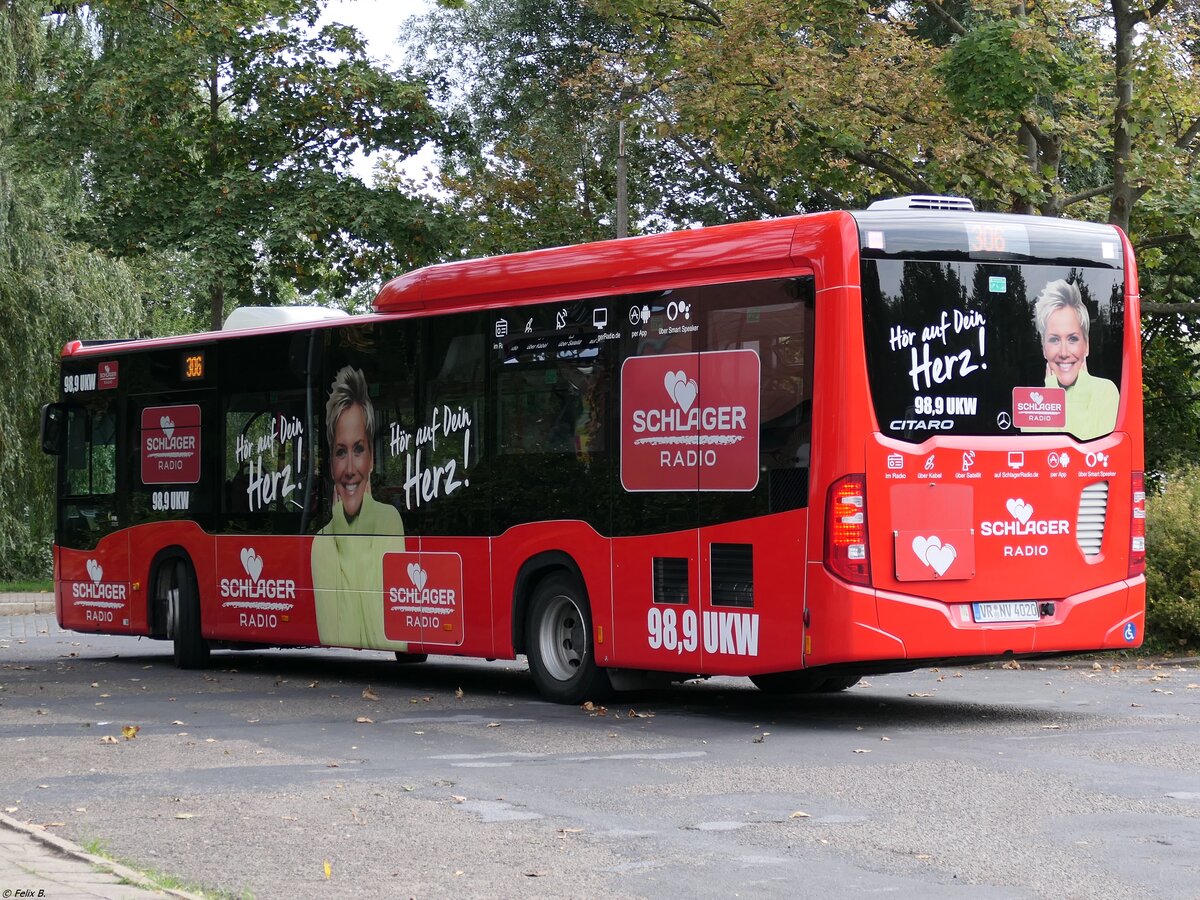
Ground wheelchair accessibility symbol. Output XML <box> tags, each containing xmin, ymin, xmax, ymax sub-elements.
<box><xmin>1123</xmin><ymin>622</ymin><xmax>1137</xmax><ymax>643</ymax></box>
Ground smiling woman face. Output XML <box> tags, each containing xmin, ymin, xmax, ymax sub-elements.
<box><xmin>1042</xmin><ymin>305</ymin><xmax>1089</xmax><ymax>388</ymax></box>
<box><xmin>332</xmin><ymin>403</ymin><xmax>372</xmax><ymax>519</ymax></box>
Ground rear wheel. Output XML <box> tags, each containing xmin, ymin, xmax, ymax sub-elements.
<box><xmin>525</xmin><ymin>573</ymin><xmax>610</xmax><ymax>704</ymax></box>
<box><xmin>160</xmin><ymin>558</ymin><xmax>210</xmax><ymax>669</ymax></box>
<box><xmin>750</xmin><ymin>671</ymin><xmax>859</xmax><ymax>694</ymax></box>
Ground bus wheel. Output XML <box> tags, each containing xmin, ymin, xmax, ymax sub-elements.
<box><xmin>393</xmin><ymin>652</ymin><xmax>428</xmax><ymax>665</ymax></box>
<box><xmin>750</xmin><ymin>671</ymin><xmax>859</xmax><ymax>694</ymax></box>
<box><xmin>525</xmin><ymin>573</ymin><xmax>610</xmax><ymax>704</ymax></box>
<box><xmin>162</xmin><ymin>559</ymin><xmax>210</xmax><ymax>670</ymax></box>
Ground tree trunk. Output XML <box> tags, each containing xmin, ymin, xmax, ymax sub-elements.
<box><xmin>1109</xmin><ymin>0</ymin><xmax>1135</xmax><ymax>233</ymax></box>
<box><xmin>209</xmin><ymin>280</ymin><xmax>224</xmax><ymax>332</ymax></box>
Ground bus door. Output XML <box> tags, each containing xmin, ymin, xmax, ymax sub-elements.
<box><xmin>613</xmin><ymin>289</ymin><xmax>703</xmax><ymax>673</ymax></box>
<box><xmin>49</xmin><ymin>379</ymin><xmax>130</xmax><ymax>633</ymax></box>
<box><xmin>697</xmin><ymin>279</ymin><xmax>814</xmax><ymax>674</ymax></box>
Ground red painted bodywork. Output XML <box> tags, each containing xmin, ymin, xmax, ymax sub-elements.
<box><xmin>54</xmin><ymin>211</ymin><xmax>1146</xmax><ymax>676</ymax></box>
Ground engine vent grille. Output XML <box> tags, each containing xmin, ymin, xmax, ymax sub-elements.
<box><xmin>710</xmin><ymin>543</ymin><xmax>754</xmax><ymax>608</ymax></box>
<box><xmin>653</xmin><ymin>557</ymin><xmax>689</xmax><ymax>605</ymax></box>
<box><xmin>1076</xmin><ymin>481</ymin><xmax>1109</xmax><ymax>558</ymax></box>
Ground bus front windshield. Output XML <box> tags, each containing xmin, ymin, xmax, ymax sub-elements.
<box><xmin>861</xmin><ymin>260</ymin><xmax>1125</xmax><ymax>443</ymax></box>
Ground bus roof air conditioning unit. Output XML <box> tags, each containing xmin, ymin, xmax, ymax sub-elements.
<box><xmin>223</xmin><ymin>306</ymin><xmax>351</xmax><ymax>331</ymax></box>
<box><xmin>867</xmin><ymin>195</ymin><xmax>976</xmax><ymax>212</ymax></box>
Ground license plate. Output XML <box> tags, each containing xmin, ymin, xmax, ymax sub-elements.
<box><xmin>972</xmin><ymin>601</ymin><xmax>1040</xmax><ymax>623</ymax></box>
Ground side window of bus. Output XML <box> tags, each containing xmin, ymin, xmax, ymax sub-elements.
<box><xmin>223</xmin><ymin>392</ymin><xmax>307</xmax><ymax>528</ymax></box>
<box><xmin>496</xmin><ymin>308</ymin><xmax>608</xmax><ymax>457</ymax></box>
<box><xmin>703</xmin><ymin>277</ymin><xmax>815</xmax><ymax>512</ymax></box>
<box><xmin>61</xmin><ymin>400</ymin><xmax>119</xmax><ymax>549</ymax></box>
<box><xmin>64</xmin><ymin>403</ymin><xmax>117</xmax><ymax>497</ymax></box>
<box><xmin>415</xmin><ymin>314</ymin><xmax>486</xmax><ymax>534</ymax></box>
<box><xmin>330</xmin><ymin>322</ymin><xmax>419</xmax><ymax>525</ymax></box>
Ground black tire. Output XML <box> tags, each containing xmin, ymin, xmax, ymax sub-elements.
<box><xmin>525</xmin><ymin>572</ymin><xmax>610</xmax><ymax>704</ymax></box>
<box><xmin>393</xmin><ymin>652</ymin><xmax>429</xmax><ymax>665</ymax></box>
<box><xmin>162</xmin><ymin>558</ymin><xmax>210</xmax><ymax>669</ymax></box>
<box><xmin>750</xmin><ymin>671</ymin><xmax>859</xmax><ymax>694</ymax></box>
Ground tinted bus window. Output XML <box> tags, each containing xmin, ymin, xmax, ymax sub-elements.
<box><xmin>862</xmin><ymin>261</ymin><xmax>1124</xmax><ymax>442</ymax></box>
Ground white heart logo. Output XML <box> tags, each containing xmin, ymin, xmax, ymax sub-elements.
<box><xmin>925</xmin><ymin>543</ymin><xmax>957</xmax><ymax>577</ymax></box>
<box><xmin>911</xmin><ymin>535</ymin><xmax>940</xmax><ymax>563</ymax></box>
<box><xmin>674</xmin><ymin>378</ymin><xmax>698</xmax><ymax>413</ymax></box>
<box><xmin>1006</xmin><ymin>498</ymin><xmax>1034</xmax><ymax>524</ymax></box>
<box><xmin>407</xmin><ymin>563</ymin><xmax>427</xmax><ymax>592</ymax></box>
<box><xmin>86</xmin><ymin>559</ymin><xmax>103</xmax><ymax>583</ymax></box>
<box><xmin>240</xmin><ymin>547</ymin><xmax>263</xmax><ymax>582</ymax></box>
<box><xmin>1030</xmin><ymin>391</ymin><xmax>1044</xmax><ymax>405</ymax></box>
<box><xmin>160</xmin><ymin>415</ymin><xmax>175</xmax><ymax>438</ymax></box>
<box><xmin>663</xmin><ymin>370</ymin><xmax>686</xmax><ymax>402</ymax></box>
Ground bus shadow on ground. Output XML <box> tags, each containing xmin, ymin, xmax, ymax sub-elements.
<box><xmin>78</xmin><ymin>646</ymin><xmax>1091</xmax><ymax>733</ymax></box>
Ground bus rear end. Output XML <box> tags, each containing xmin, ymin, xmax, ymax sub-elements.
<box><xmin>806</xmin><ymin>207</ymin><xmax>1144</xmax><ymax>673</ymax></box>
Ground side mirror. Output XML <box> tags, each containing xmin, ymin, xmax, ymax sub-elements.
<box><xmin>40</xmin><ymin>403</ymin><xmax>66</xmax><ymax>455</ymax></box>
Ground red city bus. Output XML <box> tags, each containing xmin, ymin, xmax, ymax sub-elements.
<box><xmin>41</xmin><ymin>197</ymin><xmax>1145</xmax><ymax>702</ymax></box>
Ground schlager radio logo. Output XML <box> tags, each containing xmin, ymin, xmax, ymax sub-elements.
<box><xmin>141</xmin><ymin>404</ymin><xmax>202</xmax><ymax>484</ymax></box>
<box><xmin>621</xmin><ymin>349</ymin><xmax>760</xmax><ymax>492</ymax></box>
<box><xmin>1012</xmin><ymin>386</ymin><xmax>1066</xmax><ymax>428</ymax></box>
<box><xmin>71</xmin><ymin>557</ymin><xmax>127</xmax><ymax>623</ymax></box>
<box><xmin>220</xmin><ymin>546</ymin><xmax>296</xmax><ymax>629</ymax></box>
<box><xmin>383</xmin><ymin>552</ymin><xmax>464</xmax><ymax>644</ymax></box>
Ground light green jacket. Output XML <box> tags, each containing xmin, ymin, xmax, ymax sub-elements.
<box><xmin>311</xmin><ymin>495</ymin><xmax>408</xmax><ymax>650</ymax></box>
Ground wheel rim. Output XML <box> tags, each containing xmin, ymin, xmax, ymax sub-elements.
<box><xmin>537</xmin><ymin>594</ymin><xmax>587</xmax><ymax>682</ymax></box>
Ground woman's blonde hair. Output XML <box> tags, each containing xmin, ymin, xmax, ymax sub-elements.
<box><xmin>325</xmin><ymin>366</ymin><xmax>375</xmax><ymax>451</ymax></box>
<box><xmin>1034</xmin><ymin>279</ymin><xmax>1089</xmax><ymax>340</ymax></box>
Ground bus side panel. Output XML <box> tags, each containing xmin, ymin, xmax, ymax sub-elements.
<box><xmin>209</xmin><ymin>534</ymin><xmax>313</xmax><ymax>645</ymax></box>
<box><xmin>696</xmin><ymin>511</ymin><xmax>808</xmax><ymax>676</ymax></box>
<box><xmin>490</xmin><ymin>521</ymin><xmax>612</xmax><ymax>663</ymax></box>
<box><xmin>801</xmin><ymin>562</ymin><xmax>906</xmax><ymax>665</ymax></box>
<box><xmin>610</xmin><ymin>529</ymin><xmax>700</xmax><ymax>674</ymax></box>
<box><xmin>407</xmin><ymin>535</ymin><xmax>494</xmax><ymax>659</ymax></box>
<box><xmin>55</xmin><ymin>532</ymin><xmax>133</xmax><ymax>634</ymax></box>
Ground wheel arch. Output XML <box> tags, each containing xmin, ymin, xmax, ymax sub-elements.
<box><xmin>511</xmin><ymin>550</ymin><xmax>586</xmax><ymax>655</ymax></box>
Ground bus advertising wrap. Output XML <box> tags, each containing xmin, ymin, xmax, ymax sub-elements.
<box><xmin>620</xmin><ymin>349</ymin><xmax>760</xmax><ymax>492</ymax></box>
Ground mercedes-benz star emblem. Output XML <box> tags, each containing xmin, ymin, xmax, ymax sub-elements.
<box><xmin>996</xmin><ymin>411</ymin><xmax>1012</xmax><ymax>430</ymax></box>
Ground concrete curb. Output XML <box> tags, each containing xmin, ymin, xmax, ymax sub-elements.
<box><xmin>0</xmin><ymin>593</ymin><xmax>54</xmax><ymax>616</ymax></box>
<box><xmin>0</xmin><ymin>812</ymin><xmax>206</xmax><ymax>899</ymax></box>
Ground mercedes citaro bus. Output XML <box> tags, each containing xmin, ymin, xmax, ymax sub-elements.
<box><xmin>42</xmin><ymin>196</ymin><xmax>1145</xmax><ymax>702</ymax></box>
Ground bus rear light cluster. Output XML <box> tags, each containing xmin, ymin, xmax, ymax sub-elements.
<box><xmin>825</xmin><ymin>474</ymin><xmax>871</xmax><ymax>586</ymax></box>
<box><xmin>1129</xmin><ymin>471</ymin><xmax>1146</xmax><ymax>578</ymax></box>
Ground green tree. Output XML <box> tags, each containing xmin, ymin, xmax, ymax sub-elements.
<box><xmin>28</xmin><ymin>0</ymin><xmax>447</xmax><ymax>329</ymax></box>
<box><xmin>1</xmin><ymin>2</ymin><xmax>143</xmax><ymax>579</ymax></box>
<box><xmin>405</xmin><ymin>0</ymin><xmax>773</xmax><ymax>256</ymax></box>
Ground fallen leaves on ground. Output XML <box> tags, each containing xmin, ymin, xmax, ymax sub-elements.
<box><xmin>121</xmin><ymin>724</ymin><xmax>140</xmax><ymax>740</ymax></box>
<box><xmin>362</xmin><ymin>687</ymin><xmax>380</xmax><ymax>702</ymax></box>
<box><xmin>356</xmin><ymin>716</ymin><xmax>374</xmax><ymax>724</ymax></box>
<box><xmin>581</xmin><ymin>701</ymin><xmax>607</xmax><ymax>716</ymax></box>
<box><xmin>99</xmin><ymin>735</ymin><xmax>118</xmax><ymax>744</ymax></box>
<box><xmin>789</xmin><ymin>811</ymin><xmax>811</xmax><ymax>819</ymax></box>
<box><xmin>627</xmin><ymin>709</ymin><xmax>654</xmax><ymax>718</ymax></box>
<box><xmin>455</xmin><ymin>687</ymin><xmax>464</xmax><ymax>699</ymax></box>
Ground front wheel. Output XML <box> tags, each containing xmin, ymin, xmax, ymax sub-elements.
<box><xmin>160</xmin><ymin>558</ymin><xmax>210</xmax><ymax>669</ymax></box>
<box><xmin>525</xmin><ymin>573</ymin><xmax>610</xmax><ymax>704</ymax></box>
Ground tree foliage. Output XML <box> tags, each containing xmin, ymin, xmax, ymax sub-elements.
<box><xmin>1</xmin><ymin>2</ymin><xmax>143</xmax><ymax>579</ymax></box>
<box><xmin>24</xmin><ymin>0</ymin><xmax>448</xmax><ymax>329</ymax></box>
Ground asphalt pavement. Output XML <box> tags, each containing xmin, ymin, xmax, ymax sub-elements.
<box><xmin>0</xmin><ymin>594</ymin><xmax>195</xmax><ymax>898</ymax></box>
